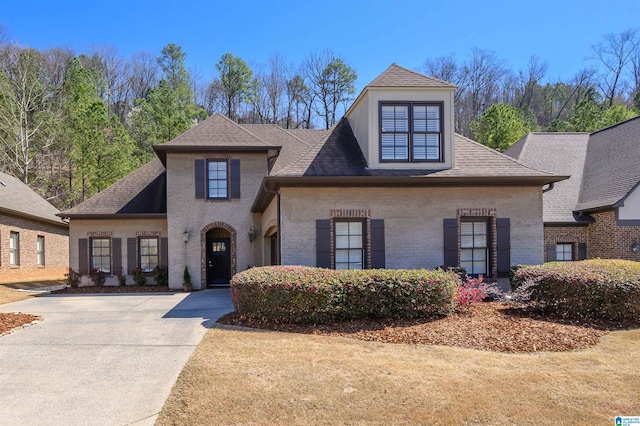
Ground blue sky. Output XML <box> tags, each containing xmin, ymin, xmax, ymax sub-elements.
<box><xmin>2</xmin><ymin>0</ymin><xmax>639</xmax><ymax>90</ymax></box>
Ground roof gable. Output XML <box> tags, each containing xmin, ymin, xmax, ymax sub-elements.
<box><xmin>0</xmin><ymin>171</ymin><xmax>65</xmax><ymax>226</ymax></box>
<box><xmin>366</xmin><ymin>63</ymin><xmax>456</xmax><ymax>89</ymax></box>
<box><xmin>576</xmin><ymin>116</ymin><xmax>640</xmax><ymax>211</ymax></box>
<box><xmin>505</xmin><ymin>132</ymin><xmax>590</xmax><ymax>223</ymax></box>
<box><xmin>60</xmin><ymin>159</ymin><xmax>166</xmax><ymax>217</ymax></box>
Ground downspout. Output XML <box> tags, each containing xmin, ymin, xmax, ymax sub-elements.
<box><xmin>263</xmin><ymin>180</ymin><xmax>281</xmax><ymax>265</ymax></box>
<box><xmin>542</xmin><ymin>182</ymin><xmax>555</xmax><ymax>193</ymax></box>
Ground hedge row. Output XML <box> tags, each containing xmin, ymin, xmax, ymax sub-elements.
<box><xmin>512</xmin><ymin>259</ymin><xmax>640</xmax><ymax>321</ymax></box>
<box><xmin>230</xmin><ymin>266</ymin><xmax>459</xmax><ymax>323</ymax></box>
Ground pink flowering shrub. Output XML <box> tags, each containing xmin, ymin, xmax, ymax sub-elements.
<box><xmin>512</xmin><ymin>259</ymin><xmax>640</xmax><ymax>321</ymax></box>
<box><xmin>455</xmin><ymin>275</ymin><xmax>490</xmax><ymax>306</ymax></box>
<box><xmin>230</xmin><ymin>266</ymin><xmax>459</xmax><ymax>323</ymax></box>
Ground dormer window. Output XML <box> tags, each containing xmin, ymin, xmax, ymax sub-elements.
<box><xmin>380</xmin><ymin>102</ymin><xmax>443</xmax><ymax>162</ymax></box>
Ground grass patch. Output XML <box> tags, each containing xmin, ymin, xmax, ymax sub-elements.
<box><xmin>0</xmin><ymin>280</ymin><xmax>65</xmax><ymax>305</ymax></box>
<box><xmin>157</xmin><ymin>325</ymin><xmax>640</xmax><ymax>425</ymax></box>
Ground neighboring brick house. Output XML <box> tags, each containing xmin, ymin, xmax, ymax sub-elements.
<box><xmin>60</xmin><ymin>64</ymin><xmax>564</xmax><ymax>289</ymax></box>
<box><xmin>505</xmin><ymin>116</ymin><xmax>640</xmax><ymax>262</ymax></box>
<box><xmin>0</xmin><ymin>171</ymin><xmax>69</xmax><ymax>282</ymax></box>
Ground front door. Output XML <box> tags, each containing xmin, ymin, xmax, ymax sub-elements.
<box><xmin>206</xmin><ymin>237</ymin><xmax>231</xmax><ymax>285</ymax></box>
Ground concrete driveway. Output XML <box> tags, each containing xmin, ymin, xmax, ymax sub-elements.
<box><xmin>0</xmin><ymin>289</ymin><xmax>234</xmax><ymax>426</ymax></box>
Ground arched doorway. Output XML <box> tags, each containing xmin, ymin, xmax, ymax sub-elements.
<box><xmin>201</xmin><ymin>223</ymin><xmax>236</xmax><ymax>287</ymax></box>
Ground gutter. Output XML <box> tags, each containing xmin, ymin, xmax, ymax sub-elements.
<box><xmin>262</xmin><ymin>180</ymin><xmax>281</xmax><ymax>265</ymax></box>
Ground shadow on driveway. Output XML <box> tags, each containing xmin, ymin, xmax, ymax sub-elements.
<box><xmin>162</xmin><ymin>288</ymin><xmax>234</xmax><ymax>328</ymax></box>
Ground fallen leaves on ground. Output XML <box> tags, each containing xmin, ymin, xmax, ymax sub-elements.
<box><xmin>218</xmin><ymin>302</ymin><xmax>627</xmax><ymax>353</ymax></box>
<box><xmin>0</xmin><ymin>313</ymin><xmax>40</xmax><ymax>335</ymax></box>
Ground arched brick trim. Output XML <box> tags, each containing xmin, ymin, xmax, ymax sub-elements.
<box><xmin>200</xmin><ymin>222</ymin><xmax>237</xmax><ymax>287</ymax></box>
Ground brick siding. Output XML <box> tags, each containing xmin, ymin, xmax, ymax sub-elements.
<box><xmin>0</xmin><ymin>213</ymin><xmax>69</xmax><ymax>283</ymax></box>
<box><xmin>543</xmin><ymin>226</ymin><xmax>588</xmax><ymax>262</ymax></box>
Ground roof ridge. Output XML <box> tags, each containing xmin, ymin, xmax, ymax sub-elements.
<box><xmin>388</xmin><ymin>63</ymin><xmax>457</xmax><ymax>88</ymax></box>
<box><xmin>455</xmin><ymin>133</ymin><xmax>555</xmax><ymax>176</ymax></box>
<box><xmin>274</xmin><ymin>125</ymin><xmax>312</xmax><ymax>148</ymax></box>
<box><xmin>275</xmin><ymin>125</ymin><xmax>336</xmax><ymax>175</ymax></box>
<box><xmin>214</xmin><ymin>113</ymin><xmax>272</xmax><ymax>146</ymax></box>
<box><xmin>590</xmin><ymin>114</ymin><xmax>640</xmax><ymax>136</ymax></box>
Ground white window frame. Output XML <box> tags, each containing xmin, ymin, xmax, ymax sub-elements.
<box><xmin>556</xmin><ymin>243</ymin><xmax>573</xmax><ymax>261</ymax></box>
<box><xmin>90</xmin><ymin>237</ymin><xmax>111</xmax><ymax>273</ymax></box>
<box><xmin>138</xmin><ymin>237</ymin><xmax>159</xmax><ymax>273</ymax></box>
<box><xmin>207</xmin><ymin>159</ymin><xmax>229</xmax><ymax>199</ymax></box>
<box><xmin>9</xmin><ymin>231</ymin><xmax>19</xmax><ymax>266</ymax></box>
<box><xmin>334</xmin><ymin>220</ymin><xmax>364</xmax><ymax>270</ymax></box>
<box><xmin>460</xmin><ymin>220</ymin><xmax>488</xmax><ymax>275</ymax></box>
<box><xmin>37</xmin><ymin>235</ymin><xmax>45</xmax><ymax>266</ymax></box>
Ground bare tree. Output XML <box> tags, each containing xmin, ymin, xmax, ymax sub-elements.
<box><xmin>262</xmin><ymin>53</ymin><xmax>288</xmax><ymax>124</ymax></box>
<box><xmin>0</xmin><ymin>44</ymin><xmax>62</xmax><ymax>184</ymax></box>
<box><xmin>127</xmin><ymin>51</ymin><xmax>159</xmax><ymax>100</ymax></box>
<box><xmin>591</xmin><ymin>28</ymin><xmax>639</xmax><ymax>106</ymax></box>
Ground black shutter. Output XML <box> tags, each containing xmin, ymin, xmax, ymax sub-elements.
<box><xmin>443</xmin><ymin>218</ymin><xmax>458</xmax><ymax>268</ymax></box>
<box><xmin>316</xmin><ymin>219</ymin><xmax>331</xmax><ymax>268</ymax></box>
<box><xmin>578</xmin><ymin>243</ymin><xmax>587</xmax><ymax>260</ymax></box>
<box><xmin>112</xmin><ymin>238</ymin><xmax>122</xmax><ymax>276</ymax></box>
<box><xmin>78</xmin><ymin>238</ymin><xmax>88</xmax><ymax>275</ymax></box>
<box><xmin>230</xmin><ymin>159</ymin><xmax>241</xmax><ymax>199</ymax></box>
<box><xmin>195</xmin><ymin>159</ymin><xmax>205</xmax><ymax>199</ymax></box>
<box><xmin>496</xmin><ymin>218</ymin><xmax>511</xmax><ymax>278</ymax></box>
<box><xmin>160</xmin><ymin>237</ymin><xmax>169</xmax><ymax>270</ymax></box>
<box><xmin>546</xmin><ymin>243</ymin><xmax>557</xmax><ymax>262</ymax></box>
<box><xmin>127</xmin><ymin>238</ymin><xmax>137</xmax><ymax>274</ymax></box>
<box><xmin>370</xmin><ymin>219</ymin><xmax>385</xmax><ymax>269</ymax></box>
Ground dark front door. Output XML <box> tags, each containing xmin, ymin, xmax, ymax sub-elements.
<box><xmin>270</xmin><ymin>233</ymin><xmax>278</xmax><ymax>265</ymax></box>
<box><xmin>206</xmin><ymin>237</ymin><xmax>231</xmax><ymax>285</ymax></box>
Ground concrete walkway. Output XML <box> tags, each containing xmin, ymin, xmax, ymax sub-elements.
<box><xmin>0</xmin><ymin>289</ymin><xmax>234</xmax><ymax>426</ymax></box>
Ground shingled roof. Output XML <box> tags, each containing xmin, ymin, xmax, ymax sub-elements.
<box><xmin>271</xmin><ymin>121</ymin><xmax>560</xmax><ymax>180</ymax></box>
<box><xmin>0</xmin><ymin>171</ymin><xmax>66</xmax><ymax>226</ymax></box>
<box><xmin>59</xmin><ymin>159</ymin><xmax>166</xmax><ymax>217</ymax></box>
<box><xmin>506</xmin><ymin>116</ymin><xmax>640</xmax><ymax>221</ymax></box>
<box><xmin>575</xmin><ymin>116</ymin><xmax>640</xmax><ymax>212</ymax></box>
<box><xmin>505</xmin><ymin>132</ymin><xmax>590</xmax><ymax>223</ymax></box>
<box><xmin>367</xmin><ymin>64</ymin><xmax>457</xmax><ymax>88</ymax></box>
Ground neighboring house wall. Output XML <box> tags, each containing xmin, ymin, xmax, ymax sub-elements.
<box><xmin>69</xmin><ymin>218</ymin><xmax>168</xmax><ymax>285</ymax></box>
<box><xmin>617</xmin><ymin>184</ymin><xmax>640</xmax><ymax>221</ymax></box>
<box><xmin>587</xmin><ymin>210</ymin><xmax>640</xmax><ymax>261</ymax></box>
<box><xmin>0</xmin><ymin>213</ymin><xmax>68</xmax><ymax>283</ymax></box>
<box><xmin>543</xmin><ymin>225</ymin><xmax>588</xmax><ymax>262</ymax></box>
<box><xmin>279</xmin><ymin>186</ymin><xmax>543</xmax><ymax>272</ymax></box>
<box><xmin>165</xmin><ymin>152</ymin><xmax>267</xmax><ymax>289</ymax></box>
<box><xmin>346</xmin><ymin>88</ymin><xmax>455</xmax><ymax>170</ymax></box>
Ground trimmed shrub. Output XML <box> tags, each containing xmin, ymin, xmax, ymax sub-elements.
<box><xmin>509</xmin><ymin>265</ymin><xmax>526</xmax><ymax>289</ymax></box>
<box><xmin>230</xmin><ymin>266</ymin><xmax>459</xmax><ymax>324</ymax></box>
<box><xmin>153</xmin><ymin>266</ymin><xmax>168</xmax><ymax>286</ymax></box>
<box><xmin>132</xmin><ymin>268</ymin><xmax>147</xmax><ymax>286</ymax></box>
<box><xmin>89</xmin><ymin>268</ymin><xmax>106</xmax><ymax>287</ymax></box>
<box><xmin>512</xmin><ymin>259</ymin><xmax>640</xmax><ymax>321</ymax></box>
<box><xmin>65</xmin><ymin>268</ymin><xmax>82</xmax><ymax>288</ymax></box>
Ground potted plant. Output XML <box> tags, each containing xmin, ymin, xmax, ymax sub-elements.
<box><xmin>183</xmin><ymin>266</ymin><xmax>193</xmax><ymax>292</ymax></box>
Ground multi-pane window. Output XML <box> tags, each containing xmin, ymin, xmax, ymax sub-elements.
<box><xmin>380</xmin><ymin>103</ymin><xmax>442</xmax><ymax>162</ymax></box>
<box><xmin>37</xmin><ymin>235</ymin><xmax>45</xmax><ymax>266</ymax></box>
<box><xmin>335</xmin><ymin>221</ymin><xmax>364</xmax><ymax>270</ymax></box>
<box><xmin>556</xmin><ymin>243</ymin><xmax>573</xmax><ymax>261</ymax></box>
<box><xmin>207</xmin><ymin>160</ymin><xmax>228</xmax><ymax>199</ymax></box>
<box><xmin>139</xmin><ymin>237</ymin><xmax>159</xmax><ymax>272</ymax></box>
<box><xmin>9</xmin><ymin>232</ymin><xmax>19</xmax><ymax>265</ymax></box>
<box><xmin>460</xmin><ymin>221</ymin><xmax>488</xmax><ymax>275</ymax></box>
<box><xmin>91</xmin><ymin>238</ymin><xmax>111</xmax><ymax>273</ymax></box>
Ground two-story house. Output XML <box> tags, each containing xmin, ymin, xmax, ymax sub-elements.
<box><xmin>60</xmin><ymin>64</ymin><xmax>564</xmax><ymax>289</ymax></box>
<box><xmin>506</xmin><ymin>116</ymin><xmax>640</xmax><ymax>262</ymax></box>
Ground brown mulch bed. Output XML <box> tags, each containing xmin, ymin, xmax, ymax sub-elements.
<box><xmin>217</xmin><ymin>302</ymin><xmax>635</xmax><ymax>353</ymax></box>
<box><xmin>51</xmin><ymin>285</ymin><xmax>175</xmax><ymax>294</ymax></box>
<box><xmin>0</xmin><ymin>313</ymin><xmax>40</xmax><ymax>336</ymax></box>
